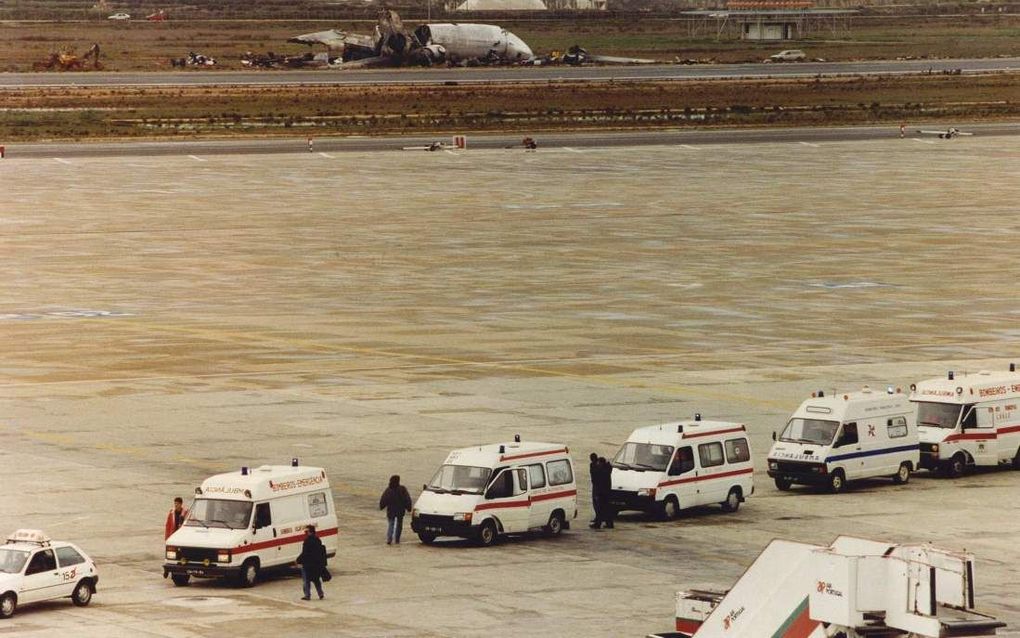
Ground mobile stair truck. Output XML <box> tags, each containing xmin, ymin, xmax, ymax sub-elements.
<box><xmin>650</xmin><ymin>536</ymin><xmax>1007</xmax><ymax>638</ymax></box>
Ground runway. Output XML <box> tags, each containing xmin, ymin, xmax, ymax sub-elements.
<box><xmin>2</xmin><ymin>56</ymin><xmax>1018</xmax><ymax>88</ymax></box>
<box><xmin>5</xmin><ymin>122</ymin><xmax>1020</xmax><ymax>159</ymax></box>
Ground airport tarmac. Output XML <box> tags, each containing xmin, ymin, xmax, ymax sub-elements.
<box><xmin>2</xmin><ymin>134</ymin><xmax>1019</xmax><ymax>637</ymax></box>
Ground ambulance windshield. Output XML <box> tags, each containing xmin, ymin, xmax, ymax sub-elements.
<box><xmin>915</xmin><ymin>402</ymin><xmax>961</xmax><ymax>429</ymax></box>
<box><xmin>780</xmin><ymin>418</ymin><xmax>840</xmax><ymax>445</ymax></box>
<box><xmin>428</xmin><ymin>465</ymin><xmax>492</xmax><ymax>494</ymax></box>
<box><xmin>0</xmin><ymin>548</ymin><xmax>29</xmax><ymax>574</ymax></box>
<box><xmin>613</xmin><ymin>442</ymin><xmax>674</xmax><ymax>471</ymax></box>
<box><xmin>186</xmin><ymin>499</ymin><xmax>253</xmax><ymax>530</ymax></box>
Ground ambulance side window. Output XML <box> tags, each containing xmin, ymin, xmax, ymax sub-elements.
<box><xmin>669</xmin><ymin>447</ymin><xmax>695</xmax><ymax>476</ymax></box>
<box><xmin>527</xmin><ymin>463</ymin><xmax>546</xmax><ymax>489</ymax></box>
<box><xmin>26</xmin><ymin>550</ymin><xmax>56</xmax><ymax>575</ymax></box>
<box><xmin>308</xmin><ymin>492</ymin><xmax>329</xmax><ymax>518</ymax></box>
<box><xmin>836</xmin><ymin>423</ymin><xmax>859</xmax><ymax>447</ymax></box>
<box><xmin>698</xmin><ymin>442</ymin><xmax>725</xmax><ymax>468</ymax></box>
<box><xmin>515</xmin><ymin>468</ymin><xmax>528</xmax><ymax>494</ymax></box>
<box><xmin>55</xmin><ymin>546</ymin><xmax>85</xmax><ymax>568</ymax></box>
<box><xmin>546</xmin><ymin>459</ymin><xmax>573</xmax><ymax>486</ymax></box>
<box><xmin>254</xmin><ymin>502</ymin><xmax>272</xmax><ymax>529</ymax></box>
<box><xmin>960</xmin><ymin>405</ymin><xmax>977</xmax><ymax>429</ymax></box>
<box><xmin>887</xmin><ymin>417</ymin><xmax>908</xmax><ymax>438</ymax></box>
<box><xmin>486</xmin><ymin>470</ymin><xmax>514</xmax><ymax>499</ymax></box>
<box><xmin>725</xmin><ymin>438</ymin><xmax>751</xmax><ymax>463</ymax></box>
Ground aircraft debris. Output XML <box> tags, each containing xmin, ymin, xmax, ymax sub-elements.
<box><xmin>241</xmin><ymin>51</ymin><xmax>335</xmax><ymax>69</ymax></box>
<box><xmin>917</xmin><ymin>126</ymin><xmax>972</xmax><ymax>139</ymax></box>
<box><xmin>171</xmin><ymin>52</ymin><xmax>217</xmax><ymax>68</ymax></box>
<box><xmin>146</xmin><ymin>9</ymin><xmax>168</xmax><ymax>21</ymax></box>
<box><xmin>505</xmin><ymin>136</ymin><xmax>538</xmax><ymax>150</ymax></box>
<box><xmin>560</xmin><ymin>45</ymin><xmax>657</xmax><ymax>66</ymax></box>
<box><xmin>32</xmin><ymin>43</ymin><xmax>101</xmax><ymax>71</ymax></box>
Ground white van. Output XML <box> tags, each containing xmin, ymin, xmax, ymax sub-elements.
<box><xmin>767</xmin><ymin>386</ymin><xmax>919</xmax><ymax>493</ymax></box>
<box><xmin>411</xmin><ymin>438</ymin><xmax>577</xmax><ymax>546</ymax></box>
<box><xmin>608</xmin><ymin>415</ymin><xmax>754</xmax><ymax>520</ymax></box>
<box><xmin>911</xmin><ymin>365</ymin><xmax>1020</xmax><ymax>476</ymax></box>
<box><xmin>163</xmin><ymin>461</ymin><xmax>338</xmax><ymax>587</ymax></box>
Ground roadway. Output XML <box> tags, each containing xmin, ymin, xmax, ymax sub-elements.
<box><xmin>4</xmin><ymin>122</ymin><xmax>1020</xmax><ymax>159</ymax></box>
<box><xmin>2</xmin><ymin>56</ymin><xmax>1018</xmax><ymax>87</ymax></box>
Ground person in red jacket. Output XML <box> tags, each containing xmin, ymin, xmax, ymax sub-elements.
<box><xmin>165</xmin><ymin>497</ymin><xmax>188</xmax><ymax>540</ymax></box>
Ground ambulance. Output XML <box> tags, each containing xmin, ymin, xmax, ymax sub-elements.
<box><xmin>607</xmin><ymin>415</ymin><xmax>754</xmax><ymax>520</ymax></box>
<box><xmin>767</xmin><ymin>386</ymin><xmax>919</xmax><ymax>493</ymax></box>
<box><xmin>410</xmin><ymin>437</ymin><xmax>577</xmax><ymax>546</ymax></box>
<box><xmin>911</xmin><ymin>365</ymin><xmax>1020</xmax><ymax>476</ymax></box>
<box><xmin>163</xmin><ymin>460</ymin><xmax>338</xmax><ymax>587</ymax></box>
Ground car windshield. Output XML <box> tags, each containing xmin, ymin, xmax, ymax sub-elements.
<box><xmin>427</xmin><ymin>465</ymin><xmax>492</xmax><ymax>494</ymax></box>
<box><xmin>185</xmin><ymin>498</ymin><xmax>253</xmax><ymax>529</ymax></box>
<box><xmin>915</xmin><ymin>401</ymin><xmax>962</xmax><ymax>429</ymax></box>
<box><xmin>0</xmin><ymin>548</ymin><xmax>29</xmax><ymax>574</ymax></box>
<box><xmin>780</xmin><ymin>418</ymin><xmax>840</xmax><ymax>445</ymax></box>
<box><xmin>612</xmin><ymin>442</ymin><xmax>675</xmax><ymax>471</ymax></box>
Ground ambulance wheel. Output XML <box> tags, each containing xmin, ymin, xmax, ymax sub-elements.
<box><xmin>72</xmin><ymin>580</ymin><xmax>93</xmax><ymax>607</ymax></box>
<box><xmin>170</xmin><ymin>574</ymin><xmax>190</xmax><ymax>587</ymax></box>
<box><xmin>417</xmin><ymin>532</ymin><xmax>436</xmax><ymax>545</ymax></box>
<box><xmin>0</xmin><ymin>593</ymin><xmax>15</xmax><ymax>619</ymax></box>
<box><xmin>1012</xmin><ymin>447</ymin><xmax>1020</xmax><ymax>470</ymax></box>
<box><xmin>476</xmin><ymin>520</ymin><xmax>498</xmax><ymax>547</ymax></box>
<box><xmin>721</xmin><ymin>488</ymin><xmax>741</xmax><ymax>513</ymax></box>
<box><xmin>238</xmin><ymin>559</ymin><xmax>259</xmax><ymax>588</ymax></box>
<box><xmin>827</xmin><ymin>470</ymin><xmax>846</xmax><ymax>494</ymax></box>
<box><xmin>544</xmin><ymin>512</ymin><xmax>565</xmax><ymax>537</ymax></box>
<box><xmin>774</xmin><ymin>477</ymin><xmax>792</xmax><ymax>491</ymax></box>
<box><xmin>944</xmin><ymin>453</ymin><xmax>967</xmax><ymax>478</ymax></box>
<box><xmin>893</xmin><ymin>462</ymin><xmax>911</xmax><ymax>484</ymax></box>
<box><xmin>660</xmin><ymin>496</ymin><xmax>681</xmax><ymax>521</ymax></box>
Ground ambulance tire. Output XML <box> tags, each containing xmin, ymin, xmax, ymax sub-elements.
<box><xmin>893</xmin><ymin>462</ymin><xmax>911</xmax><ymax>484</ymax></box>
<box><xmin>944</xmin><ymin>453</ymin><xmax>968</xmax><ymax>478</ymax></box>
<box><xmin>476</xmin><ymin>520</ymin><xmax>498</xmax><ymax>547</ymax></box>
<box><xmin>659</xmin><ymin>496</ymin><xmax>681</xmax><ymax>521</ymax></box>
<box><xmin>0</xmin><ymin>592</ymin><xmax>15</xmax><ymax>619</ymax></box>
<box><xmin>417</xmin><ymin>532</ymin><xmax>437</xmax><ymax>545</ymax></box>
<box><xmin>544</xmin><ymin>511</ymin><xmax>565</xmax><ymax>537</ymax></box>
<box><xmin>72</xmin><ymin>580</ymin><xmax>93</xmax><ymax>607</ymax></box>
<box><xmin>170</xmin><ymin>574</ymin><xmax>190</xmax><ymax>587</ymax></box>
<box><xmin>1012</xmin><ymin>447</ymin><xmax>1020</xmax><ymax>470</ymax></box>
<box><xmin>721</xmin><ymin>488</ymin><xmax>741</xmax><ymax>513</ymax></box>
<box><xmin>827</xmin><ymin>469</ymin><xmax>846</xmax><ymax>494</ymax></box>
<box><xmin>774</xmin><ymin>477</ymin><xmax>792</xmax><ymax>491</ymax></box>
<box><xmin>237</xmin><ymin>559</ymin><xmax>259</xmax><ymax>588</ymax></box>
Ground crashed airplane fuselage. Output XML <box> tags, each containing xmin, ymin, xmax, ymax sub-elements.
<box><xmin>415</xmin><ymin>24</ymin><xmax>532</xmax><ymax>63</ymax></box>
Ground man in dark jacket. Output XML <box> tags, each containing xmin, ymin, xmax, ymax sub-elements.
<box><xmin>297</xmin><ymin>525</ymin><xmax>326</xmax><ymax>600</ymax></box>
<box><xmin>592</xmin><ymin>457</ymin><xmax>615</xmax><ymax>529</ymax></box>
<box><xmin>588</xmin><ymin>452</ymin><xmax>603</xmax><ymax>528</ymax></box>
<box><xmin>379</xmin><ymin>475</ymin><xmax>413</xmax><ymax>544</ymax></box>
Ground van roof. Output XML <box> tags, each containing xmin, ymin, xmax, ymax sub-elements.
<box><xmin>198</xmin><ymin>465</ymin><xmax>330</xmax><ymax>501</ymax></box>
<box><xmin>912</xmin><ymin>368</ymin><xmax>1020</xmax><ymax>404</ymax></box>
<box><xmin>444</xmin><ymin>441</ymin><xmax>570</xmax><ymax>468</ymax></box>
<box><xmin>627</xmin><ymin>420</ymin><xmax>746</xmax><ymax>445</ymax></box>
<box><xmin>793</xmin><ymin>386</ymin><xmax>912</xmax><ymax>421</ymax></box>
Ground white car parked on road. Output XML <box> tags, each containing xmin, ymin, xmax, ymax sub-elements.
<box><xmin>766</xmin><ymin>49</ymin><xmax>806</xmax><ymax>62</ymax></box>
<box><xmin>0</xmin><ymin>530</ymin><xmax>98</xmax><ymax>619</ymax></box>
<box><xmin>107</xmin><ymin>12</ymin><xmax>131</xmax><ymax>19</ymax></box>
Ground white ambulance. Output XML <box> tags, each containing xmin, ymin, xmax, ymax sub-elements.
<box><xmin>767</xmin><ymin>386</ymin><xmax>919</xmax><ymax>493</ymax></box>
<box><xmin>607</xmin><ymin>415</ymin><xmax>754</xmax><ymax>520</ymax></box>
<box><xmin>411</xmin><ymin>437</ymin><xmax>577</xmax><ymax>546</ymax></box>
<box><xmin>163</xmin><ymin>460</ymin><xmax>338</xmax><ymax>587</ymax></box>
<box><xmin>911</xmin><ymin>365</ymin><xmax>1020</xmax><ymax>476</ymax></box>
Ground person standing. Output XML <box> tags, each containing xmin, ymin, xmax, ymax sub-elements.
<box><xmin>596</xmin><ymin>457</ymin><xmax>615</xmax><ymax>529</ymax></box>
<box><xmin>164</xmin><ymin>497</ymin><xmax>188</xmax><ymax>540</ymax></box>
<box><xmin>297</xmin><ymin>525</ymin><xmax>326</xmax><ymax>600</ymax></box>
<box><xmin>588</xmin><ymin>453</ymin><xmax>603</xmax><ymax>528</ymax></box>
<box><xmin>379</xmin><ymin>475</ymin><xmax>413</xmax><ymax>545</ymax></box>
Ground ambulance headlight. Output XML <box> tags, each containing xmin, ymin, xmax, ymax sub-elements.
<box><xmin>637</xmin><ymin>488</ymin><xmax>657</xmax><ymax>498</ymax></box>
<box><xmin>452</xmin><ymin>512</ymin><xmax>473</xmax><ymax>523</ymax></box>
<box><xmin>165</xmin><ymin>548</ymin><xmax>177</xmax><ymax>560</ymax></box>
<box><xmin>217</xmin><ymin>550</ymin><xmax>231</xmax><ymax>563</ymax></box>
<box><xmin>768</xmin><ymin>461</ymin><xmax>779</xmax><ymax>470</ymax></box>
<box><xmin>932</xmin><ymin>444</ymin><xmax>939</xmax><ymax>454</ymax></box>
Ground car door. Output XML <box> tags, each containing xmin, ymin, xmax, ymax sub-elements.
<box><xmin>249</xmin><ymin>502</ymin><xmax>282</xmax><ymax>567</ymax></box>
<box><xmin>54</xmin><ymin>546</ymin><xmax>87</xmax><ymax>596</ymax></box>
<box><xmin>695</xmin><ymin>442</ymin><xmax>727</xmax><ymax>504</ymax></box>
<box><xmin>970</xmin><ymin>405</ymin><xmax>999</xmax><ymax>465</ymax></box>
<box><xmin>833</xmin><ymin>423</ymin><xmax>861</xmax><ymax>478</ymax></box>
<box><xmin>525</xmin><ymin>463</ymin><xmax>551</xmax><ymax>530</ymax></box>
<box><xmin>19</xmin><ymin>549</ymin><xmax>61</xmax><ymax>604</ymax></box>
<box><xmin>663</xmin><ymin>446</ymin><xmax>697</xmax><ymax>508</ymax></box>
<box><xmin>480</xmin><ymin>468</ymin><xmax>530</xmax><ymax>533</ymax></box>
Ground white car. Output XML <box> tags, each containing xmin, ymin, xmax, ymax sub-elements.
<box><xmin>0</xmin><ymin>530</ymin><xmax>98</xmax><ymax>620</ymax></box>
<box><xmin>767</xmin><ymin>49</ymin><xmax>806</xmax><ymax>62</ymax></box>
<box><xmin>107</xmin><ymin>12</ymin><xmax>131</xmax><ymax>20</ymax></box>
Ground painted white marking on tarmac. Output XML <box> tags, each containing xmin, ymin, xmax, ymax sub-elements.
<box><xmin>680</xmin><ymin>144</ymin><xmax>700</xmax><ymax>150</ymax></box>
<box><xmin>188</xmin><ymin>155</ymin><xmax>206</xmax><ymax>162</ymax></box>
<box><xmin>443</xmin><ymin>149</ymin><xmax>459</xmax><ymax>156</ymax></box>
<box><xmin>318</xmin><ymin>152</ymin><xmax>334</xmax><ymax>159</ymax></box>
<box><xmin>913</xmin><ymin>138</ymin><xmax>936</xmax><ymax>144</ymax></box>
<box><xmin>47</xmin><ymin>515</ymin><xmax>92</xmax><ymax>529</ymax></box>
<box><xmin>53</xmin><ymin>158</ymin><xmax>72</xmax><ymax>165</ymax></box>
<box><xmin>562</xmin><ymin>147</ymin><xmax>584</xmax><ymax>153</ymax></box>
<box><xmin>799</xmin><ymin>142</ymin><xmax>820</xmax><ymax>147</ymax></box>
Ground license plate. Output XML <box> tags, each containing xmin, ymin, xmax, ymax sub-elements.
<box><xmin>425</xmin><ymin>526</ymin><xmax>442</xmax><ymax>532</ymax></box>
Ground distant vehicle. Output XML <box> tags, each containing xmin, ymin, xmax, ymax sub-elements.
<box><xmin>917</xmin><ymin>127</ymin><xmax>973</xmax><ymax>139</ymax></box>
<box><xmin>0</xmin><ymin>529</ymin><xmax>99</xmax><ymax>619</ymax></box>
<box><xmin>107</xmin><ymin>12</ymin><xmax>130</xmax><ymax>20</ymax></box>
<box><xmin>766</xmin><ymin>49</ymin><xmax>806</xmax><ymax>62</ymax></box>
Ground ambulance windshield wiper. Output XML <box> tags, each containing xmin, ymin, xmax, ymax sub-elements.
<box><xmin>207</xmin><ymin>519</ymin><xmax>231</xmax><ymax>528</ymax></box>
<box><xmin>632</xmin><ymin>463</ymin><xmax>658</xmax><ymax>471</ymax></box>
<box><xmin>613</xmin><ymin>461</ymin><xmax>634</xmax><ymax>470</ymax></box>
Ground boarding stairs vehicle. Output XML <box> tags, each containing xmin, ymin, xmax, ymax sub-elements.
<box><xmin>650</xmin><ymin>536</ymin><xmax>1007</xmax><ymax>638</ymax></box>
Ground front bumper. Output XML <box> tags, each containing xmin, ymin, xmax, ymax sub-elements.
<box><xmin>163</xmin><ymin>562</ymin><xmax>240</xmax><ymax>579</ymax></box>
<box><xmin>608</xmin><ymin>489</ymin><xmax>656</xmax><ymax>512</ymax></box>
<box><xmin>411</xmin><ymin>514</ymin><xmax>475</xmax><ymax>538</ymax></box>
<box><xmin>767</xmin><ymin>460</ymin><xmax>829</xmax><ymax>485</ymax></box>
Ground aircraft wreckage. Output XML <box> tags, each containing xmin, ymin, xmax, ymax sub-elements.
<box><xmin>289</xmin><ymin>10</ymin><xmax>656</xmax><ymax>68</ymax></box>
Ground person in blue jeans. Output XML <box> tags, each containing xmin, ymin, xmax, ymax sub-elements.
<box><xmin>379</xmin><ymin>475</ymin><xmax>413</xmax><ymax>545</ymax></box>
<box><xmin>296</xmin><ymin>525</ymin><xmax>326</xmax><ymax>600</ymax></box>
